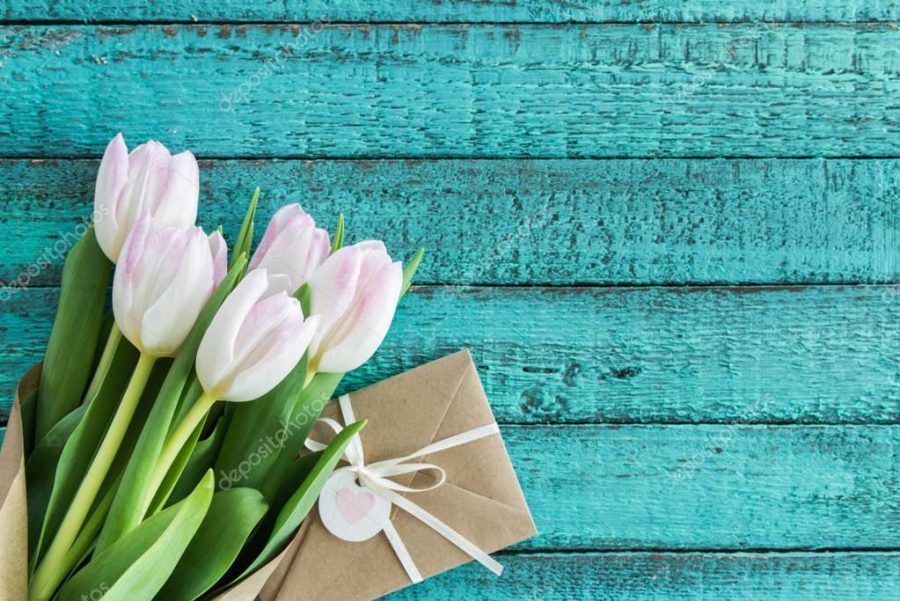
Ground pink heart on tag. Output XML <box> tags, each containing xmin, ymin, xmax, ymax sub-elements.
<box><xmin>336</xmin><ymin>487</ymin><xmax>376</xmax><ymax>524</ymax></box>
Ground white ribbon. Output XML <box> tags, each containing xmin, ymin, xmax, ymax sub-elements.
<box><xmin>305</xmin><ymin>394</ymin><xmax>504</xmax><ymax>583</ymax></box>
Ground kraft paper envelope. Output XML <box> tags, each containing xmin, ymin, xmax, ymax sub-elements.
<box><xmin>271</xmin><ymin>349</ymin><xmax>537</xmax><ymax>601</ymax></box>
<box><xmin>1</xmin><ymin>351</ymin><xmax>536</xmax><ymax>600</ymax></box>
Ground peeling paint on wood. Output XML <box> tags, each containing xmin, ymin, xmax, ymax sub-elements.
<box><xmin>0</xmin><ymin>158</ymin><xmax>896</xmax><ymax>287</ymax></box>
<box><xmin>3</xmin><ymin>1</ymin><xmax>898</xmax><ymax>24</ymax></box>
<box><xmin>1</xmin><ymin>285</ymin><xmax>896</xmax><ymax>425</ymax></box>
<box><xmin>0</xmin><ymin>25</ymin><xmax>897</xmax><ymax>157</ymax></box>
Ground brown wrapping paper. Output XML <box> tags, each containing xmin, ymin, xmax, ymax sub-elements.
<box><xmin>1</xmin><ymin>351</ymin><xmax>536</xmax><ymax>600</ymax></box>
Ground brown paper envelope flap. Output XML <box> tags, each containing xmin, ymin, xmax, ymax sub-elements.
<box><xmin>314</xmin><ymin>350</ymin><xmax>473</xmax><ymax>491</ymax></box>
<box><xmin>277</xmin><ymin>350</ymin><xmax>536</xmax><ymax>600</ymax></box>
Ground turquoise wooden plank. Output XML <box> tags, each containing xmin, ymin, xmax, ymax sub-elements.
<box><xmin>2</xmin><ymin>285</ymin><xmax>896</xmax><ymax>425</ymax></box>
<box><xmin>3</xmin><ymin>0</ymin><xmax>898</xmax><ymax>23</ymax></box>
<box><xmin>0</xmin><ymin>24</ymin><xmax>897</xmax><ymax>158</ymax></box>
<box><xmin>386</xmin><ymin>552</ymin><xmax>900</xmax><ymax>600</ymax></box>
<box><xmin>0</xmin><ymin>159</ymin><xmax>900</xmax><ymax>286</ymax></box>
<box><xmin>1</xmin><ymin>158</ymin><xmax>897</xmax><ymax>287</ymax></box>
<box><xmin>1</xmin><ymin>424</ymin><xmax>897</xmax><ymax>549</ymax></box>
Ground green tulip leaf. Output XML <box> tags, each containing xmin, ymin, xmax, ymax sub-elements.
<box><xmin>25</xmin><ymin>403</ymin><xmax>85</xmax><ymax>558</ymax></box>
<box><xmin>330</xmin><ymin>213</ymin><xmax>345</xmax><ymax>253</ymax></box>
<box><xmin>169</xmin><ymin>415</ymin><xmax>228</xmax><ymax>504</ymax></box>
<box><xmin>214</xmin><ymin>352</ymin><xmax>310</xmax><ymax>493</ymax></box>
<box><xmin>258</xmin><ymin>371</ymin><xmax>343</xmax><ymax>503</ymax></box>
<box><xmin>157</xmin><ymin>488</ymin><xmax>268</xmax><ymax>601</ymax></box>
<box><xmin>401</xmin><ymin>247</ymin><xmax>425</xmax><ymax>297</ymax></box>
<box><xmin>31</xmin><ymin>337</ymin><xmax>139</xmax><ymax>565</ymax></box>
<box><xmin>36</xmin><ymin>227</ymin><xmax>111</xmax><ymax>442</ymax></box>
<box><xmin>231</xmin><ymin>187</ymin><xmax>259</xmax><ymax>271</ymax></box>
<box><xmin>57</xmin><ymin>471</ymin><xmax>214</xmax><ymax>601</ymax></box>
<box><xmin>238</xmin><ymin>419</ymin><xmax>365</xmax><ymax>579</ymax></box>
<box><xmin>96</xmin><ymin>257</ymin><xmax>247</xmax><ymax>553</ymax></box>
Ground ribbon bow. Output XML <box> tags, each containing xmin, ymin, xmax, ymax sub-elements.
<box><xmin>305</xmin><ymin>394</ymin><xmax>504</xmax><ymax>583</ymax></box>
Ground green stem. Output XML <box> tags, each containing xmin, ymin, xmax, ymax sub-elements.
<box><xmin>29</xmin><ymin>353</ymin><xmax>157</xmax><ymax>601</ymax></box>
<box><xmin>82</xmin><ymin>323</ymin><xmax>122</xmax><ymax>403</ymax></box>
<box><xmin>142</xmin><ymin>391</ymin><xmax>217</xmax><ymax>517</ymax></box>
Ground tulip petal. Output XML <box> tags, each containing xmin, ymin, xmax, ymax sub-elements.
<box><xmin>141</xmin><ymin>228</ymin><xmax>215</xmax><ymax>356</ymax></box>
<box><xmin>94</xmin><ymin>133</ymin><xmax>130</xmax><ymax>261</ymax></box>
<box><xmin>208</xmin><ymin>230</ymin><xmax>228</xmax><ymax>288</ymax></box>
<box><xmin>195</xmin><ymin>269</ymin><xmax>269</xmax><ymax>395</ymax></box>
<box><xmin>225</xmin><ymin>314</ymin><xmax>318</xmax><ymax>402</ymax></box>
<box><xmin>316</xmin><ymin>261</ymin><xmax>402</xmax><ymax>373</ymax></box>
<box><xmin>307</xmin><ymin>245</ymin><xmax>363</xmax><ymax>356</ymax></box>
<box><xmin>154</xmin><ymin>150</ymin><xmax>199</xmax><ymax>228</ymax></box>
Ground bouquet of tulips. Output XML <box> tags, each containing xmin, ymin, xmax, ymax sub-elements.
<box><xmin>15</xmin><ymin>134</ymin><xmax>423</xmax><ymax>601</ymax></box>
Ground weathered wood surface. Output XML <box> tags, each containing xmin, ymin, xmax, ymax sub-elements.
<box><xmin>387</xmin><ymin>552</ymin><xmax>900</xmax><ymax>600</ymax></box>
<box><xmin>2</xmin><ymin>285</ymin><xmax>897</xmax><ymax>425</ymax></box>
<box><xmin>1</xmin><ymin>424</ymin><xmax>898</xmax><ymax>550</ymax></box>
<box><xmin>0</xmin><ymin>25</ymin><xmax>897</xmax><ymax>158</ymax></box>
<box><xmin>1</xmin><ymin>158</ymin><xmax>897</xmax><ymax>287</ymax></box>
<box><xmin>3</xmin><ymin>0</ymin><xmax>899</xmax><ymax>23</ymax></box>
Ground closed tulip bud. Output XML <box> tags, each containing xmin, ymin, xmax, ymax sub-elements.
<box><xmin>94</xmin><ymin>133</ymin><xmax>199</xmax><ymax>262</ymax></box>
<box><xmin>249</xmin><ymin>204</ymin><xmax>330</xmax><ymax>294</ymax></box>
<box><xmin>113</xmin><ymin>218</ymin><xmax>217</xmax><ymax>357</ymax></box>
<box><xmin>196</xmin><ymin>269</ymin><xmax>319</xmax><ymax>402</ymax></box>
<box><xmin>307</xmin><ymin>241</ymin><xmax>402</xmax><ymax>374</ymax></box>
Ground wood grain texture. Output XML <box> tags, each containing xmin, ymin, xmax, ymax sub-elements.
<box><xmin>1</xmin><ymin>158</ymin><xmax>897</xmax><ymax>287</ymax></box>
<box><xmin>386</xmin><ymin>552</ymin><xmax>900</xmax><ymax>600</ymax></box>
<box><xmin>4</xmin><ymin>0</ymin><xmax>899</xmax><ymax>23</ymax></box>
<box><xmin>2</xmin><ymin>285</ymin><xmax>897</xmax><ymax>425</ymax></box>
<box><xmin>1</xmin><ymin>424</ymin><xmax>898</xmax><ymax>550</ymax></box>
<box><xmin>0</xmin><ymin>24</ymin><xmax>897</xmax><ymax>158</ymax></box>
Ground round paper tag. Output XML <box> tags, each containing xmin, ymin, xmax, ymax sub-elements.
<box><xmin>319</xmin><ymin>469</ymin><xmax>392</xmax><ymax>542</ymax></box>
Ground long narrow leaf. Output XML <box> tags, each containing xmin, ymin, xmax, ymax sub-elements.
<box><xmin>36</xmin><ymin>227</ymin><xmax>111</xmax><ymax>442</ymax></box>
<box><xmin>57</xmin><ymin>471</ymin><xmax>214</xmax><ymax>601</ymax></box>
<box><xmin>157</xmin><ymin>488</ymin><xmax>268</xmax><ymax>601</ymax></box>
<box><xmin>32</xmin><ymin>337</ymin><xmax>139</xmax><ymax>565</ymax></box>
<box><xmin>169</xmin><ymin>416</ymin><xmax>228</xmax><ymax>505</ymax></box>
<box><xmin>25</xmin><ymin>404</ymin><xmax>85</xmax><ymax>557</ymax></box>
<box><xmin>258</xmin><ymin>372</ymin><xmax>343</xmax><ymax>502</ymax></box>
<box><xmin>96</xmin><ymin>256</ymin><xmax>247</xmax><ymax>553</ymax></box>
<box><xmin>401</xmin><ymin>247</ymin><xmax>425</xmax><ymax>296</ymax></box>
<box><xmin>230</xmin><ymin>188</ymin><xmax>259</xmax><ymax>271</ymax></box>
<box><xmin>213</xmin><ymin>352</ymin><xmax>309</xmax><ymax>492</ymax></box>
<box><xmin>238</xmin><ymin>419</ymin><xmax>365</xmax><ymax>579</ymax></box>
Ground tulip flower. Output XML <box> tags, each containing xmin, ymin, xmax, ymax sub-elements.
<box><xmin>307</xmin><ymin>241</ymin><xmax>403</xmax><ymax>374</ymax></box>
<box><xmin>144</xmin><ymin>269</ymin><xmax>318</xmax><ymax>503</ymax></box>
<box><xmin>113</xmin><ymin>218</ymin><xmax>219</xmax><ymax>358</ymax></box>
<box><xmin>249</xmin><ymin>204</ymin><xmax>330</xmax><ymax>294</ymax></box>
<box><xmin>94</xmin><ymin>133</ymin><xmax>199</xmax><ymax>263</ymax></box>
<box><xmin>31</xmin><ymin>219</ymin><xmax>222</xmax><ymax>601</ymax></box>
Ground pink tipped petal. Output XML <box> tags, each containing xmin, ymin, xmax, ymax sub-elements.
<box><xmin>307</xmin><ymin>245</ymin><xmax>363</xmax><ymax>355</ymax></box>
<box><xmin>154</xmin><ymin>150</ymin><xmax>199</xmax><ymax>227</ymax></box>
<box><xmin>208</xmin><ymin>230</ymin><xmax>228</xmax><ymax>287</ymax></box>
<box><xmin>94</xmin><ymin>133</ymin><xmax>130</xmax><ymax>261</ymax></box>
<box><xmin>195</xmin><ymin>269</ymin><xmax>270</xmax><ymax>394</ymax></box>
<box><xmin>316</xmin><ymin>261</ymin><xmax>402</xmax><ymax>373</ymax></box>
<box><xmin>250</xmin><ymin>204</ymin><xmax>329</xmax><ymax>293</ymax></box>
<box><xmin>140</xmin><ymin>228</ymin><xmax>214</xmax><ymax>356</ymax></box>
<box><xmin>224</xmin><ymin>311</ymin><xmax>317</xmax><ymax>401</ymax></box>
